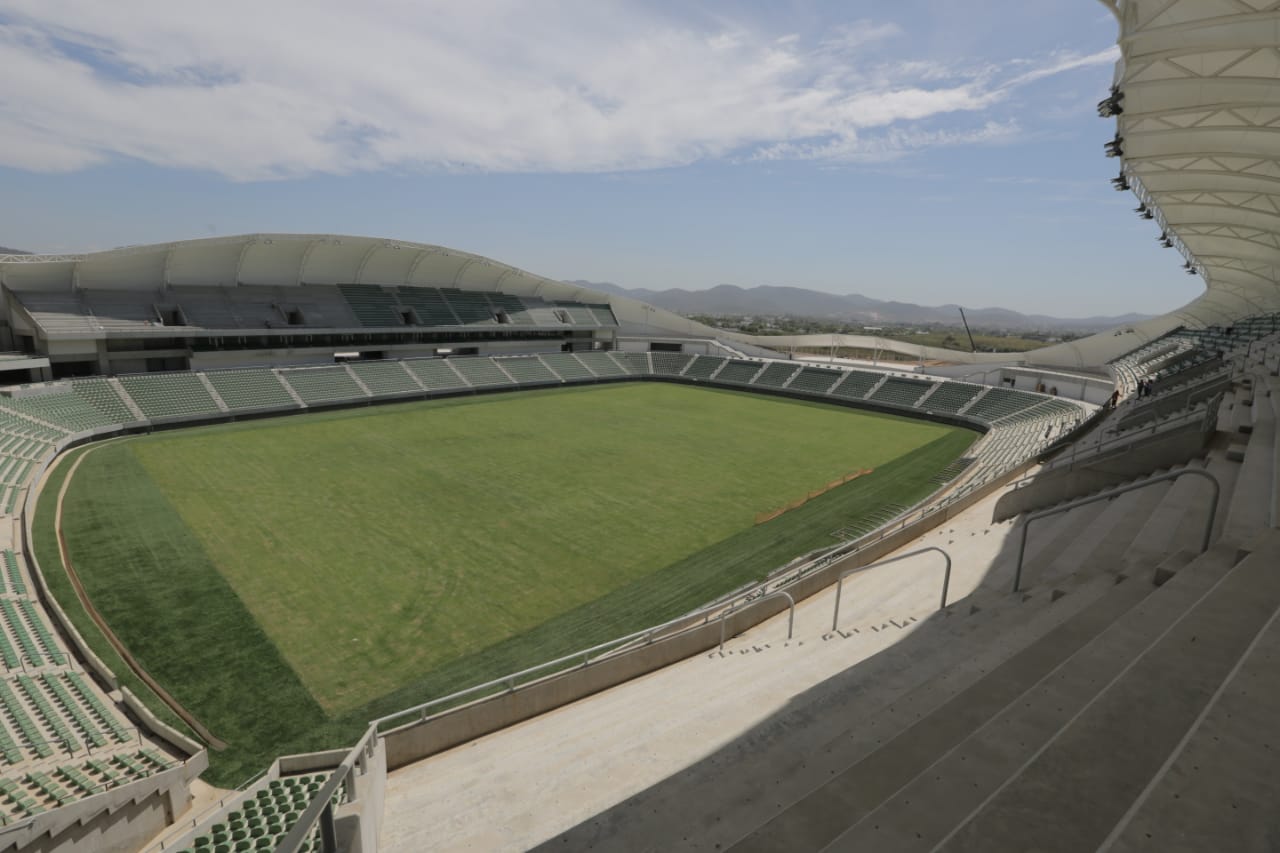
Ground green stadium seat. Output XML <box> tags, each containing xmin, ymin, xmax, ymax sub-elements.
<box><xmin>205</xmin><ymin>370</ymin><xmax>299</xmax><ymax>411</ymax></box>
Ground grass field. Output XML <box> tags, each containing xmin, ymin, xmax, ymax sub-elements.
<box><xmin>37</xmin><ymin>383</ymin><xmax>975</xmax><ymax>784</ymax></box>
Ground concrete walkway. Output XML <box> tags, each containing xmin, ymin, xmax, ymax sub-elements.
<box><xmin>379</xmin><ymin>484</ymin><xmax>1027</xmax><ymax>852</ymax></box>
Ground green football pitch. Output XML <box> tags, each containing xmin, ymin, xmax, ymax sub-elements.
<box><xmin>36</xmin><ymin>382</ymin><xmax>976</xmax><ymax>783</ymax></box>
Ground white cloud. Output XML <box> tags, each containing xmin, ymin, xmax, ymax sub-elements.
<box><xmin>0</xmin><ymin>2</ymin><xmax>1118</xmax><ymax>180</ymax></box>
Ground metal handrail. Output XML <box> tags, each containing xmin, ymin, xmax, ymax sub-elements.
<box><xmin>831</xmin><ymin>546</ymin><xmax>952</xmax><ymax>631</ymax></box>
<box><xmin>719</xmin><ymin>591</ymin><xmax>794</xmax><ymax>650</ymax></box>
<box><xmin>1012</xmin><ymin>468</ymin><xmax>1221</xmax><ymax>592</ymax></box>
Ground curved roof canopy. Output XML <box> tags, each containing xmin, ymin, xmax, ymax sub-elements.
<box><xmin>1106</xmin><ymin>0</ymin><xmax>1280</xmax><ymax>324</ymax></box>
<box><xmin>0</xmin><ymin>233</ymin><xmax>723</xmax><ymax>342</ymax></box>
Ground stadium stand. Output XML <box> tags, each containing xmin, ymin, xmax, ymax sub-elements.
<box><xmin>681</xmin><ymin>355</ymin><xmax>724</xmax><ymax>381</ymax></box>
<box><xmin>829</xmin><ymin>369</ymin><xmax>883</xmax><ymax>400</ymax></box>
<box><xmin>279</xmin><ymin>366</ymin><xmax>367</xmax><ymax>405</ymax></box>
<box><xmin>448</xmin><ymin>357</ymin><xmax>515</xmax><ymax>388</ymax></box>
<box><xmin>610</xmin><ymin>352</ymin><xmax>652</xmax><ymax>375</ymax></box>
<box><xmin>572</xmin><ymin>351</ymin><xmax>626</xmax><ymax>378</ymax></box>
<box><xmin>749</xmin><ymin>361</ymin><xmax>799</xmax><ymax>389</ymax></box>
<box><xmin>0</xmin><ymin>526</ymin><xmax>193</xmax><ymax>835</ymax></box>
<box><xmin>649</xmin><ymin>353</ymin><xmax>693</xmax><ymax>376</ymax></box>
<box><xmin>0</xmin><ymin>391</ymin><xmax>110</xmax><ymax>433</ymax></box>
<box><xmin>961</xmin><ymin>386</ymin><xmax>1042</xmax><ymax>422</ymax></box>
<box><xmin>493</xmin><ymin>356</ymin><xmax>559</xmax><ymax>385</ymax></box>
<box><xmin>337</xmin><ymin>284</ymin><xmax>402</xmax><ymax>327</ymax></box>
<box><xmin>919</xmin><ymin>381</ymin><xmax>983</xmax><ymax>415</ymax></box>
<box><xmin>552</xmin><ymin>302</ymin><xmax>602</xmax><ymax>326</ymax></box>
<box><xmin>8</xmin><ymin>284</ymin><xmax>617</xmax><ymax>337</ymax></box>
<box><xmin>70</xmin><ymin>378</ymin><xmax>139</xmax><ymax>424</ymax></box>
<box><xmin>711</xmin><ymin>359</ymin><xmax>764</xmax><ymax>385</ymax></box>
<box><xmin>785</xmin><ymin>366</ymin><xmax>843</xmax><ymax>395</ymax></box>
<box><xmin>393</xmin><ymin>286</ymin><xmax>459</xmax><ymax>327</ymax></box>
<box><xmin>170</xmin><ymin>772</ymin><xmax>342</xmax><ymax>853</ymax></box>
<box><xmin>204</xmin><ymin>369</ymin><xmax>299</xmax><ymax>412</ymax></box>
<box><xmin>537</xmin><ymin>352</ymin><xmax>595</xmax><ymax>382</ymax></box>
<box><xmin>347</xmin><ymin>361</ymin><xmax>422</xmax><ymax>397</ymax></box>
<box><xmin>443</xmin><ymin>289</ymin><xmax>498</xmax><ymax>325</ymax></box>
<box><xmin>404</xmin><ymin>358</ymin><xmax>470</xmax><ymax>391</ymax></box>
<box><xmin>867</xmin><ymin>376</ymin><xmax>932</xmax><ymax>407</ymax></box>
<box><xmin>117</xmin><ymin>373</ymin><xmax>222</xmax><ymax>420</ymax></box>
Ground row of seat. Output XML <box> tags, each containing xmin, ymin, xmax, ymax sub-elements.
<box><xmin>12</xmin><ymin>284</ymin><xmax>619</xmax><ymax>335</ymax></box>
<box><xmin>0</xmin><ymin>749</ymin><xmax>174</xmax><ymax>823</ymax></box>
<box><xmin>335</xmin><ymin>283</ymin><xmax>618</xmax><ymax>330</ymax></box>
<box><xmin>177</xmin><ymin>772</ymin><xmax>342</xmax><ymax>853</ymax></box>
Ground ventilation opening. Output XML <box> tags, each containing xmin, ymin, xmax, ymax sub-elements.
<box><xmin>399</xmin><ymin>308</ymin><xmax>418</xmax><ymax>326</ymax></box>
<box><xmin>554</xmin><ymin>309</ymin><xmax>571</xmax><ymax>324</ymax></box>
<box><xmin>494</xmin><ymin>309</ymin><xmax>511</xmax><ymax>325</ymax></box>
<box><xmin>154</xmin><ymin>304</ymin><xmax>187</xmax><ymax>326</ymax></box>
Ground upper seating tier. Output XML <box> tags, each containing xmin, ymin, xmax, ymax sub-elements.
<box><xmin>9</xmin><ymin>284</ymin><xmax>617</xmax><ymax>336</ymax></box>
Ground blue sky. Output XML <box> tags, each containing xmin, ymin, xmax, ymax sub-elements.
<box><xmin>0</xmin><ymin>0</ymin><xmax>1203</xmax><ymax>316</ymax></box>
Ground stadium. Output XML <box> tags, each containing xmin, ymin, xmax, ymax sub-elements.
<box><xmin>0</xmin><ymin>1</ymin><xmax>1277</xmax><ymax>851</ymax></box>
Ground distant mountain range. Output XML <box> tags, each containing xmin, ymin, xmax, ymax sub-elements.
<box><xmin>569</xmin><ymin>281</ymin><xmax>1153</xmax><ymax>332</ymax></box>
<box><xmin>0</xmin><ymin>246</ymin><xmax>28</xmax><ymax>255</ymax></box>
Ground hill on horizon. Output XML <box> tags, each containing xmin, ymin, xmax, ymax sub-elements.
<box><xmin>569</xmin><ymin>280</ymin><xmax>1153</xmax><ymax>332</ymax></box>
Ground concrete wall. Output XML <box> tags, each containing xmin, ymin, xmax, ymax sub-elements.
<box><xmin>992</xmin><ymin>420</ymin><xmax>1212</xmax><ymax>521</ymax></box>
<box><xmin>0</xmin><ymin>757</ymin><xmax>206</xmax><ymax>853</ymax></box>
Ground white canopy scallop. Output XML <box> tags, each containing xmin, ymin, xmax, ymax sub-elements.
<box><xmin>1103</xmin><ymin>0</ymin><xmax>1280</xmax><ymax>324</ymax></box>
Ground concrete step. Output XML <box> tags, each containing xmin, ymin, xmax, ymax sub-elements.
<box><xmin>537</xmin><ymin>573</ymin><xmax>1120</xmax><ymax>853</ymax></box>
<box><xmin>1103</xmin><ymin>560</ymin><xmax>1280</xmax><ymax>852</ymax></box>
<box><xmin>935</xmin><ymin>533</ymin><xmax>1280</xmax><ymax>852</ymax></box>
<box><xmin>1011</xmin><ymin>501</ymin><xmax>1110</xmax><ymax>590</ymax></box>
<box><xmin>1223</xmin><ymin>384</ymin><xmax>1275</xmax><ymax>541</ymax></box>
<box><xmin>1123</xmin><ymin>457</ymin><xmax>1214</xmax><ymax>565</ymax></box>
<box><xmin>1048</xmin><ymin>471</ymin><xmax>1173</xmax><ymax>586</ymax></box>
<box><xmin>979</xmin><ymin>502</ymin><xmax>1109</xmax><ymax>593</ymax></box>
<box><xmin>726</xmin><ymin>564</ymin><xmax>1166</xmax><ymax>852</ymax></box>
<box><xmin>817</xmin><ymin>544</ymin><xmax>1236</xmax><ymax>851</ymax></box>
<box><xmin>1034</xmin><ymin>478</ymin><xmax>1164</xmax><ymax>588</ymax></box>
<box><xmin>1202</xmin><ymin>451</ymin><xmax>1242</xmax><ymax>543</ymax></box>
